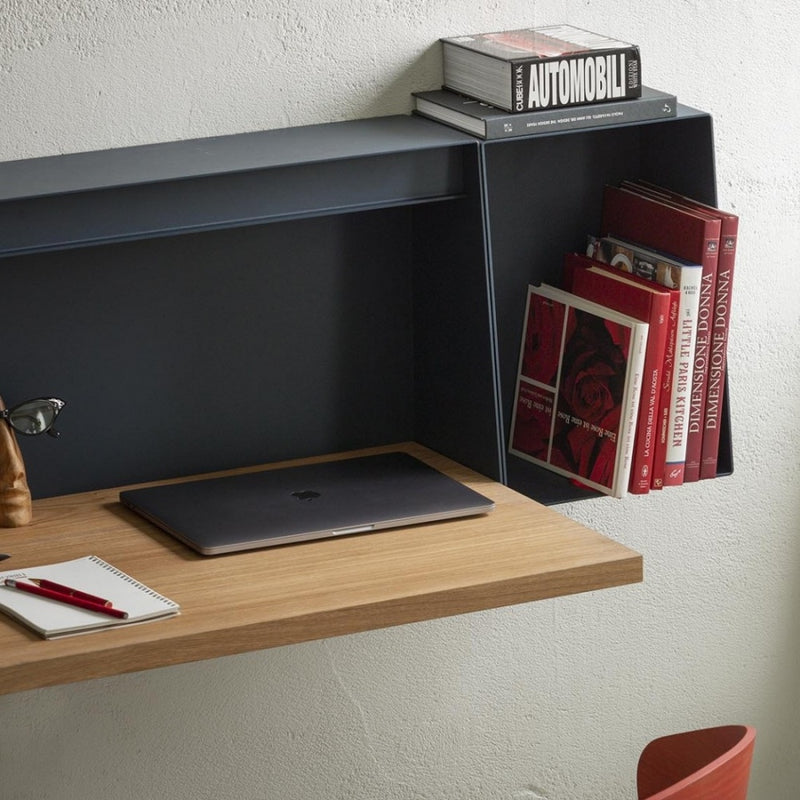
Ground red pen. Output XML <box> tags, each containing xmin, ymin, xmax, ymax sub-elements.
<box><xmin>27</xmin><ymin>578</ymin><xmax>112</xmax><ymax>607</ymax></box>
<box><xmin>4</xmin><ymin>578</ymin><xmax>128</xmax><ymax>619</ymax></box>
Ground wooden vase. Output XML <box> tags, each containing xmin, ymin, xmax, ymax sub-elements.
<box><xmin>0</xmin><ymin>396</ymin><xmax>33</xmax><ymax>527</ymax></box>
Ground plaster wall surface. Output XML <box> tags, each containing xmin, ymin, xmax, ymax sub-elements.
<box><xmin>1</xmin><ymin>2</ymin><xmax>798</xmax><ymax>798</ymax></box>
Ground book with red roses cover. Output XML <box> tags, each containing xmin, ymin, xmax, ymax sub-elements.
<box><xmin>508</xmin><ymin>283</ymin><xmax>648</xmax><ymax>498</ymax></box>
<box><xmin>562</xmin><ymin>252</ymin><xmax>674</xmax><ymax>495</ymax></box>
<box><xmin>626</xmin><ymin>180</ymin><xmax>738</xmax><ymax>480</ymax></box>
<box><xmin>600</xmin><ymin>185</ymin><xmax>721</xmax><ymax>485</ymax></box>
<box><xmin>586</xmin><ymin>234</ymin><xmax>699</xmax><ymax>488</ymax></box>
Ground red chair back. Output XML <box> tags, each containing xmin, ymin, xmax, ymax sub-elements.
<box><xmin>637</xmin><ymin>725</ymin><xmax>755</xmax><ymax>800</ymax></box>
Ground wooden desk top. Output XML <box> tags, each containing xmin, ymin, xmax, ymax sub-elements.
<box><xmin>0</xmin><ymin>443</ymin><xmax>641</xmax><ymax>695</ymax></box>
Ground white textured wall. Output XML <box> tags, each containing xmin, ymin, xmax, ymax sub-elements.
<box><xmin>1</xmin><ymin>2</ymin><xmax>798</xmax><ymax>799</ymax></box>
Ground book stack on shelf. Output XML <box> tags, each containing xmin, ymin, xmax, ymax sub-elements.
<box><xmin>414</xmin><ymin>24</ymin><xmax>677</xmax><ymax>139</ymax></box>
<box><xmin>509</xmin><ymin>181</ymin><xmax>738</xmax><ymax>498</ymax></box>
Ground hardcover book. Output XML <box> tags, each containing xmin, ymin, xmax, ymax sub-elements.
<box><xmin>508</xmin><ymin>283</ymin><xmax>648</xmax><ymax>498</ymax></box>
<box><xmin>586</xmin><ymin>234</ymin><xmax>698</xmax><ymax>489</ymax></box>
<box><xmin>701</xmin><ymin>213</ymin><xmax>736</xmax><ymax>479</ymax></box>
<box><xmin>616</xmin><ymin>182</ymin><xmax>722</xmax><ymax>482</ymax></box>
<box><xmin>413</xmin><ymin>86</ymin><xmax>676</xmax><ymax>139</ymax></box>
<box><xmin>441</xmin><ymin>25</ymin><xmax>642</xmax><ymax>113</ymax></box>
<box><xmin>628</xmin><ymin>181</ymin><xmax>738</xmax><ymax>480</ymax></box>
<box><xmin>600</xmin><ymin>186</ymin><xmax>721</xmax><ymax>485</ymax></box>
<box><xmin>562</xmin><ymin>252</ymin><xmax>674</xmax><ymax>495</ymax></box>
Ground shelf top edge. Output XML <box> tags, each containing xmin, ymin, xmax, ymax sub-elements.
<box><xmin>0</xmin><ymin>114</ymin><xmax>477</xmax><ymax>203</ymax></box>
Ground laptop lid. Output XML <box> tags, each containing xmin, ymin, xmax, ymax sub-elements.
<box><xmin>119</xmin><ymin>451</ymin><xmax>494</xmax><ymax>555</ymax></box>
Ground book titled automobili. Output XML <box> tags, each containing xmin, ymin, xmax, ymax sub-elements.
<box><xmin>441</xmin><ymin>24</ymin><xmax>642</xmax><ymax>113</ymax></box>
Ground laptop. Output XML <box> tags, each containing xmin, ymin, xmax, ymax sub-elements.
<box><xmin>119</xmin><ymin>451</ymin><xmax>494</xmax><ymax>555</ymax></box>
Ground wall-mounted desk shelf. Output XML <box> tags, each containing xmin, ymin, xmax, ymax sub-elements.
<box><xmin>0</xmin><ymin>444</ymin><xmax>642</xmax><ymax>696</ymax></box>
<box><xmin>0</xmin><ymin>107</ymin><xmax>731</xmax><ymax>504</ymax></box>
<box><xmin>0</xmin><ymin>106</ymin><xmax>732</xmax><ymax>689</ymax></box>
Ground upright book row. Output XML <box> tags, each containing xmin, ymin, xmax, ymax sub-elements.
<box><xmin>509</xmin><ymin>181</ymin><xmax>737</xmax><ymax>498</ymax></box>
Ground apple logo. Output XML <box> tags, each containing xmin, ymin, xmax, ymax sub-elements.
<box><xmin>291</xmin><ymin>490</ymin><xmax>321</xmax><ymax>502</ymax></box>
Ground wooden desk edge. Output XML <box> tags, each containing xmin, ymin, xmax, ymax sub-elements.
<box><xmin>0</xmin><ymin>554</ymin><xmax>641</xmax><ymax>695</ymax></box>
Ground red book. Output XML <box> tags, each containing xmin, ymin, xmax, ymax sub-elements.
<box><xmin>601</xmin><ymin>185</ymin><xmax>721</xmax><ymax>485</ymax></box>
<box><xmin>652</xmin><ymin>286</ymin><xmax>681</xmax><ymax>490</ymax></box>
<box><xmin>586</xmin><ymin>235</ymin><xmax>692</xmax><ymax>489</ymax></box>
<box><xmin>616</xmin><ymin>182</ymin><xmax>721</xmax><ymax>482</ymax></box>
<box><xmin>563</xmin><ymin>252</ymin><xmax>673</xmax><ymax>494</ymax></box>
<box><xmin>509</xmin><ymin>282</ymin><xmax>648</xmax><ymax>498</ymax></box>
<box><xmin>628</xmin><ymin>181</ymin><xmax>738</xmax><ymax>479</ymax></box>
<box><xmin>701</xmin><ymin>214</ymin><xmax>736</xmax><ymax>478</ymax></box>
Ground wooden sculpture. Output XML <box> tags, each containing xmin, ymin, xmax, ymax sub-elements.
<box><xmin>0</xmin><ymin>395</ymin><xmax>33</xmax><ymax>527</ymax></box>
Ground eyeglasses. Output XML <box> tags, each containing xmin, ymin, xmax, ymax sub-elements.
<box><xmin>1</xmin><ymin>397</ymin><xmax>65</xmax><ymax>438</ymax></box>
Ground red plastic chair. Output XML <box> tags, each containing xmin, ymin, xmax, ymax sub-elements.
<box><xmin>637</xmin><ymin>725</ymin><xmax>755</xmax><ymax>800</ymax></box>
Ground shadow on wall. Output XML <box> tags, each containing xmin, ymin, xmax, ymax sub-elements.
<box><xmin>759</xmin><ymin>516</ymin><xmax>800</xmax><ymax>797</ymax></box>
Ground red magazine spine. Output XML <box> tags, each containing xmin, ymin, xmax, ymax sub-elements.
<box><xmin>701</xmin><ymin>218</ymin><xmax>737</xmax><ymax>478</ymax></box>
<box><xmin>623</xmin><ymin>180</ymin><xmax>738</xmax><ymax>481</ymax></box>
<box><xmin>683</xmin><ymin>228</ymin><xmax>719</xmax><ymax>481</ymax></box>
<box><xmin>650</xmin><ymin>290</ymin><xmax>680</xmax><ymax>490</ymax></box>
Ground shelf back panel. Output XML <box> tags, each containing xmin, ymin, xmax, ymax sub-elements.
<box><xmin>4</xmin><ymin>211</ymin><xmax>421</xmax><ymax>497</ymax></box>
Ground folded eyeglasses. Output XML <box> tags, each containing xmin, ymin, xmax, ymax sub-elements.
<box><xmin>1</xmin><ymin>397</ymin><xmax>65</xmax><ymax>438</ymax></box>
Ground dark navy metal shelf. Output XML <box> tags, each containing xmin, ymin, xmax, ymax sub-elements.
<box><xmin>0</xmin><ymin>108</ymin><xmax>730</xmax><ymax>503</ymax></box>
<box><xmin>0</xmin><ymin>115</ymin><xmax>476</xmax><ymax>256</ymax></box>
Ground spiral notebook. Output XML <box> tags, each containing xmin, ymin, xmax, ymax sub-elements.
<box><xmin>0</xmin><ymin>555</ymin><xmax>180</xmax><ymax>638</ymax></box>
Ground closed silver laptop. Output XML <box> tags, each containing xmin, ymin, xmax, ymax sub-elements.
<box><xmin>120</xmin><ymin>451</ymin><xmax>494</xmax><ymax>555</ymax></box>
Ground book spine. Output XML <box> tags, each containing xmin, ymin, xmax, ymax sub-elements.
<box><xmin>700</xmin><ymin>222</ymin><xmax>737</xmax><ymax>478</ymax></box>
<box><xmin>482</xmin><ymin>89</ymin><xmax>674</xmax><ymax>138</ymax></box>
<box><xmin>651</xmin><ymin>291</ymin><xmax>680</xmax><ymax>490</ymax></box>
<box><xmin>613</xmin><ymin>322</ymin><xmax>648</xmax><ymax>497</ymax></box>
<box><xmin>513</xmin><ymin>47</ymin><xmax>641</xmax><ymax>112</ymax></box>
<box><xmin>628</xmin><ymin>309</ymin><xmax>665</xmax><ymax>495</ymax></box>
<box><xmin>663</xmin><ymin>272</ymin><xmax>700</xmax><ymax>485</ymax></box>
<box><xmin>683</xmin><ymin>237</ymin><xmax>720</xmax><ymax>481</ymax></box>
<box><xmin>414</xmin><ymin>90</ymin><xmax>676</xmax><ymax>140</ymax></box>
